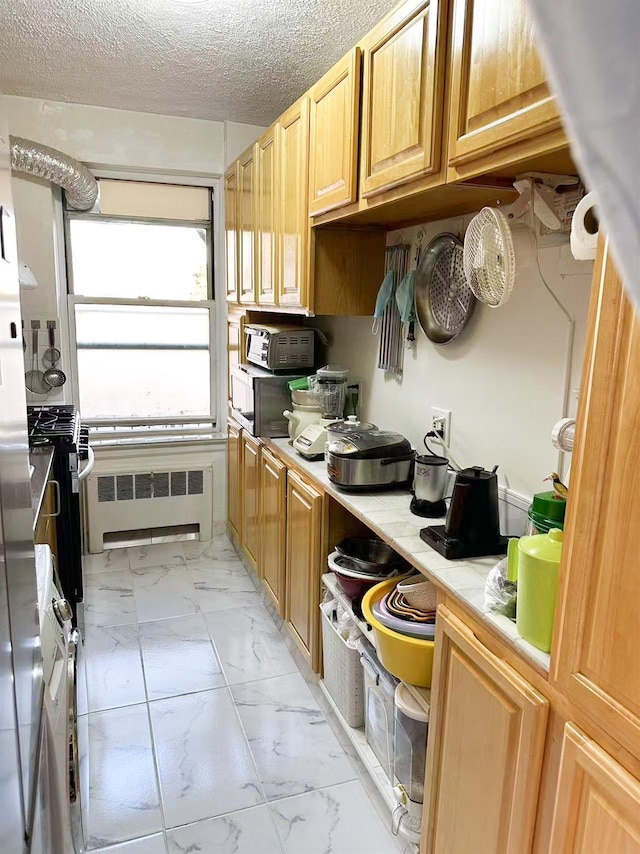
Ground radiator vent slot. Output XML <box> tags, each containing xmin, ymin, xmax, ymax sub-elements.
<box><xmin>116</xmin><ymin>475</ymin><xmax>134</xmax><ymax>501</ymax></box>
<box><xmin>97</xmin><ymin>476</ymin><xmax>115</xmax><ymax>503</ymax></box>
<box><xmin>95</xmin><ymin>470</ymin><xmax>205</xmax><ymax>502</ymax></box>
<box><xmin>154</xmin><ymin>472</ymin><xmax>169</xmax><ymax>499</ymax></box>
<box><xmin>171</xmin><ymin>471</ymin><xmax>187</xmax><ymax>497</ymax></box>
<box><xmin>135</xmin><ymin>473</ymin><xmax>153</xmax><ymax>500</ymax></box>
<box><xmin>188</xmin><ymin>470</ymin><xmax>204</xmax><ymax>495</ymax></box>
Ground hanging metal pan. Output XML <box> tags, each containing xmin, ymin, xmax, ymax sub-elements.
<box><xmin>414</xmin><ymin>233</ymin><xmax>476</xmax><ymax>345</ymax></box>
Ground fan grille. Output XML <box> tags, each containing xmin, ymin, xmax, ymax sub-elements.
<box><xmin>463</xmin><ymin>207</ymin><xmax>516</xmax><ymax>308</ymax></box>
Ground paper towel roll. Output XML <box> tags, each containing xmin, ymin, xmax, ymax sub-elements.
<box><xmin>570</xmin><ymin>192</ymin><xmax>599</xmax><ymax>260</ymax></box>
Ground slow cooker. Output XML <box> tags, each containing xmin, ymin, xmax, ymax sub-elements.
<box><xmin>326</xmin><ymin>428</ymin><xmax>414</xmax><ymax>490</ymax></box>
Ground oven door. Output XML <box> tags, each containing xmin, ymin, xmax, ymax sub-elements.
<box><xmin>67</xmin><ymin>630</ymin><xmax>85</xmax><ymax>852</ymax></box>
<box><xmin>230</xmin><ymin>365</ymin><xmax>256</xmax><ymax>433</ymax></box>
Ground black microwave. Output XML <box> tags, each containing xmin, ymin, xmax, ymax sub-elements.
<box><xmin>230</xmin><ymin>363</ymin><xmax>309</xmax><ymax>438</ymax></box>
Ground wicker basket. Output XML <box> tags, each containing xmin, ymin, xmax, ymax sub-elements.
<box><xmin>396</xmin><ymin>575</ymin><xmax>438</xmax><ymax>611</ymax></box>
<box><xmin>320</xmin><ymin>601</ymin><xmax>364</xmax><ymax>727</ymax></box>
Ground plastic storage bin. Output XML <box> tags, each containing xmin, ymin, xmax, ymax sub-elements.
<box><xmin>357</xmin><ymin>637</ymin><xmax>398</xmax><ymax>780</ymax></box>
<box><xmin>320</xmin><ymin>601</ymin><xmax>364</xmax><ymax>727</ymax></box>
<box><xmin>394</xmin><ymin>683</ymin><xmax>429</xmax><ymax>805</ymax></box>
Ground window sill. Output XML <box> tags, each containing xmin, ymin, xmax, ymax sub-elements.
<box><xmin>91</xmin><ymin>433</ymin><xmax>225</xmax><ymax>450</ymax></box>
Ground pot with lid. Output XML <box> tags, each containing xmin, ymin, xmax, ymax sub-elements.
<box><xmin>326</xmin><ymin>427</ymin><xmax>414</xmax><ymax>490</ymax></box>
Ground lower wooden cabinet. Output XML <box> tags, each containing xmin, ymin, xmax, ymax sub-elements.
<box><xmin>227</xmin><ymin>419</ymin><xmax>242</xmax><ymax>541</ymax></box>
<box><xmin>259</xmin><ymin>448</ymin><xmax>287</xmax><ymax>615</ymax></box>
<box><xmin>549</xmin><ymin>723</ymin><xmax>640</xmax><ymax>853</ymax></box>
<box><xmin>285</xmin><ymin>469</ymin><xmax>323</xmax><ymax>670</ymax></box>
<box><xmin>423</xmin><ymin>606</ymin><xmax>549</xmax><ymax>854</ymax></box>
<box><xmin>240</xmin><ymin>431</ymin><xmax>261</xmax><ymax>571</ymax></box>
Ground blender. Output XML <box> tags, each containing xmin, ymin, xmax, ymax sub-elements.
<box><xmin>293</xmin><ymin>365</ymin><xmax>349</xmax><ymax>459</ymax></box>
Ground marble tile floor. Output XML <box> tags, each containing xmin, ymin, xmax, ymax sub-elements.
<box><xmin>81</xmin><ymin>536</ymin><xmax>406</xmax><ymax>854</ymax></box>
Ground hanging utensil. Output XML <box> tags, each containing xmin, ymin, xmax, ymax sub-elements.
<box><xmin>42</xmin><ymin>321</ymin><xmax>61</xmax><ymax>367</ymax></box>
<box><xmin>414</xmin><ymin>233</ymin><xmax>476</xmax><ymax>345</ymax></box>
<box><xmin>25</xmin><ymin>324</ymin><xmax>51</xmax><ymax>395</ymax></box>
<box><xmin>43</xmin><ymin>323</ymin><xmax>66</xmax><ymax>388</ymax></box>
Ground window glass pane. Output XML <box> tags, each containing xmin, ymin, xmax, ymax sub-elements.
<box><xmin>69</xmin><ymin>219</ymin><xmax>208</xmax><ymax>300</ymax></box>
<box><xmin>75</xmin><ymin>304</ymin><xmax>210</xmax><ymax>420</ymax></box>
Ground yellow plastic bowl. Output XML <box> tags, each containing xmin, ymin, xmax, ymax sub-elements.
<box><xmin>362</xmin><ymin>578</ymin><xmax>435</xmax><ymax>688</ymax></box>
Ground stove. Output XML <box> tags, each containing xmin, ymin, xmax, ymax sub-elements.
<box><xmin>27</xmin><ymin>405</ymin><xmax>89</xmax><ymax>626</ymax></box>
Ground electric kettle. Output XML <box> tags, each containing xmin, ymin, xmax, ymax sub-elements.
<box><xmin>420</xmin><ymin>465</ymin><xmax>508</xmax><ymax>559</ymax></box>
<box><xmin>508</xmin><ymin>528</ymin><xmax>563</xmax><ymax>653</ymax></box>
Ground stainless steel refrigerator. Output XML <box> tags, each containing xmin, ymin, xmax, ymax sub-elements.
<box><xmin>0</xmin><ymin>110</ymin><xmax>46</xmax><ymax>852</ymax></box>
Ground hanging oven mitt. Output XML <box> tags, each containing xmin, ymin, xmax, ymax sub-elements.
<box><xmin>371</xmin><ymin>270</ymin><xmax>395</xmax><ymax>334</ymax></box>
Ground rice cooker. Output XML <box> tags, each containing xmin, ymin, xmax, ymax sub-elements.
<box><xmin>326</xmin><ymin>427</ymin><xmax>415</xmax><ymax>490</ymax></box>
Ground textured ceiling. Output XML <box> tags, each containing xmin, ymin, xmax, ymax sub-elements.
<box><xmin>0</xmin><ymin>0</ymin><xmax>396</xmax><ymax>124</ymax></box>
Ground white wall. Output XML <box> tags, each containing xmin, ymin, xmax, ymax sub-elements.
<box><xmin>315</xmin><ymin>213</ymin><xmax>594</xmax><ymax>503</ymax></box>
<box><xmin>224</xmin><ymin>121</ymin><xmax>266</xmax><ymax>168</ymax></box>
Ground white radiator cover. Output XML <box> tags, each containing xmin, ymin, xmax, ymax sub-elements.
<box><xmin>86</xmin><ymin>463</ymin><xmax>214</xmax><ymax>553</ymax></box>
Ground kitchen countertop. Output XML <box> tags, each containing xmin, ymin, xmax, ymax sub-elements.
<box><xmin>267</xmin><ymin>437</ymin><xmax>550</xmax><ymax>674</ymax></box>
<box><xmin>30</xmin><ymin>446</ymin><xmax>55</xmax><ymax>531</ymax></box>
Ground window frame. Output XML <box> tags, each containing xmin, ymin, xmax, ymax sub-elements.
<box><xmin>64</xmin><ymin>191</ymin><xmax>217</xmax><ymax>432</ymax></box>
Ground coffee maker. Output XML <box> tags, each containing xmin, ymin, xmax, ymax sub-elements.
<box><xmin>420</xmin><ymin>465</ymin><xmax>508</xmax><ymax>559</ymax></box>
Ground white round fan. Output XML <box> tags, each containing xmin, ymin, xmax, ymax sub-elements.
<box><xmin>463</xmin><ymin>207</ymin><xmax>526</xmax><ymax>308</ymax></box>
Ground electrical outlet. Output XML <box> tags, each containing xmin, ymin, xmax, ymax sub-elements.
<box><xmin>430</xmin><ymin>407</ymin><xmax>451</xmax><ymax>445</ymax></box>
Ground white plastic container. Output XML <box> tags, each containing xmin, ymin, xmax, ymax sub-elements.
<box><xmin>394</xmin><ymin>682</ymin><xmax>429</xmax><ymax>804</ymax></box>
<box><xmin>357</xmin><ymin>637</ymin><xmax>398</xmax><ymax>779</ymax></box>
<box><xmin>320</xmin><ymin>601</ymin><xmax>364</xmax><ymax>727</ymax></box>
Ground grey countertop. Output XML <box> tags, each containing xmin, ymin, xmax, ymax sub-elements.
<box><xmin>30</xmin><ymin>446</ymin><xmax>55</xmax><ymax>531</ymax></box>
<box><xmin>268</xmin><ymin>437</ymin><xmax>550</xmax><ymax>674</ymax></box>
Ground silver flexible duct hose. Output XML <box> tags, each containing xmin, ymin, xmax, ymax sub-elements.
<box><xmin>10</xmin><ymin>136</ymin><xmax>98</xmax><ymax>211</ymax></box>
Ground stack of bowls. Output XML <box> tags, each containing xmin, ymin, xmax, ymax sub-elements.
<box><xmin>328</xmin><ymin>537</ymin><xmax>408</xmax><ymax>603</ymax></box>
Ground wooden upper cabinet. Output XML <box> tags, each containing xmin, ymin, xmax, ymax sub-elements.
<box><xmin>423</xmin><ymin>606</ymin><xmax>548</xmax><ymax>854</ymax></box>
<box><xmin>278</xmin><ymin>97</ymin><xmax>310</xmax><ymax>309</ymax></box>
<box><xmin>360</xmin><ymin>0</ymin><xmax>446</xmax><ymax>197</ymax></box>
<box><xmin>308</xmin><ymin>48</ymin><xmax>362</xmax><ymax>216</ymax></box>
<box><xmin>241</xmin><ymin>431</ymin><xmax>261</xmax><ymax>570</ymax></box>
<box><xmin>224</xmin><ymin>164</ymin><xmax>239</xmax><ymax>302</ymax></box>
<box><xmin>447</xmin><ymin>0</ymin><xmax>562</xmax><ymax>177</ymax></box>
<box><xmin>552</xmin><ymin>238</ymin><xmax>640</xmax><ymax>760</ymax></box>
<box><xmin>227</xmin><ymin>418</ymin><xmax>242</xmax><ymax>541</ymax></box>
<box><xmin>256</xmin><ymin>127</ymin><xmax>278</xmax><ymax>305</ymax></box>
<box><xmin>549</xmin><ymin>723</ymin><xmax>640</xmax><ymax>853</ymax></box>
<box><xmin>285</xmin><ymin>470</ymin><xmax>323</xmax><ymax>671</ymax></box>
<box><xmin>259</xmin><ymin>448</ymin><xmax>287</xmax><ymax>615</ymax></box>
<box><xmin>238</xmin><ymin>145</ymin><xmax>257</xmax><ymax>305</ymax></box>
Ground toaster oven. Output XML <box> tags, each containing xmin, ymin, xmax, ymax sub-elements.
<box><xmin>245</xmin><ymin>324</ymin><xmax>315</xmax><ymax>371</ymax></box>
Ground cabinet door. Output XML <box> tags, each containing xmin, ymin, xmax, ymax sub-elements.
<box><xmin>447</xmin><ymin>0</ymin><xmax>562</xmax><ymax>174</ymax></box>
<box><xmin>227</xmin><ymin>420</ymin><xmax>242</xmax><ymax>541</ymax></box>
<box><xmin>241</xmin><ymin>432</ymin><xmax>261</xmax><ymax>570</ymax></box>
<box><xmin>256</xmin><ymin>127</ymin><xmax>278</xmax><ymax>305</ymax></box>
<box><xmin>422</xmin><ymin>606</ymin><xmax>548</xmax><ymax>854</ymax></box>
<box><xmin>278</xmin><ymin>97</ymin><xmax>309</xmax><ymax>309</ymax></box>
<box><xmin>238</xmin><ymin>145</ymin><xmax>257</xmax><ymax>305</ymax></box>
<box><xmin>259</xmin><ymin>449</ymin><xmax>287</xmax><ymax>615</ymax></box>
<box><xmin>285</xmin><ymin>470</ymin><xmax>323</xmax><ymax>670</ymax></box>
<box><xmin>308</xmin><ymin>48</ymin><xmax>361</xmax><ymax>216</ymax></box>
<box><xmin>360</xmin><ymin>0</ymin><xmax>445</xmax><ymax>197</ymax></box>
<box><xmin>553</xmin><ymin>238</ymin><xmax>640</xmax><ymax>759</ymax></box>
<box><xmin>549</xmin><ymin>723</ymin><xmax>640</xmax><ymax>853</ymax></box>
<box><xmin>224</xmin><ymin>164</ymin><xmax>239</xmax><ymax>302</ymax></box>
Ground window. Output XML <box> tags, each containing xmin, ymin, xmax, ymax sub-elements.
<box><xmin>65</xmin><ymin>180</ymin><xmax>215</xmax><ymax>440</ymax></box>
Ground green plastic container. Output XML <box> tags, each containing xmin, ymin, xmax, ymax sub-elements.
<box><xmin>526</xmin><ymin>490</ymin><xmax>566</xmax><ymax>535</ymax></box>
<box><xmin>508</xmin><ymin>529</ymin><xmax>563</xmax><ymax>653</ymax></box>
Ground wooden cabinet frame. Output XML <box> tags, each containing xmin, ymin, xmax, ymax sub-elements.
<box><xmin>360</xmin><ymin>0</ymin><xmax>446</xmax><ymax>197</ymax></box>
<box><xmin>224</xmin><ymin>163</ymin><xmax>239</xmax><ymax>302</ymax></box>
<box><xmin>308</xmin><ymin>48</ymin><xmax>362</xmax><ymax>216</ymax></box>
<box><xmin>423</xmin><ymin>605</ymin><xmax>548</xmax><ymax>854</ymax></box>
<box><xmin>238</xmin><ymin>145</ymin><xmax>257</xmax><ymax>305</ymax></box>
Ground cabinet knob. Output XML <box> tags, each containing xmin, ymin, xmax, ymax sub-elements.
<box><xmin>52</xmin><ymin>598</ymin><xmax>72</xmax><ymax>625</ymax></box>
